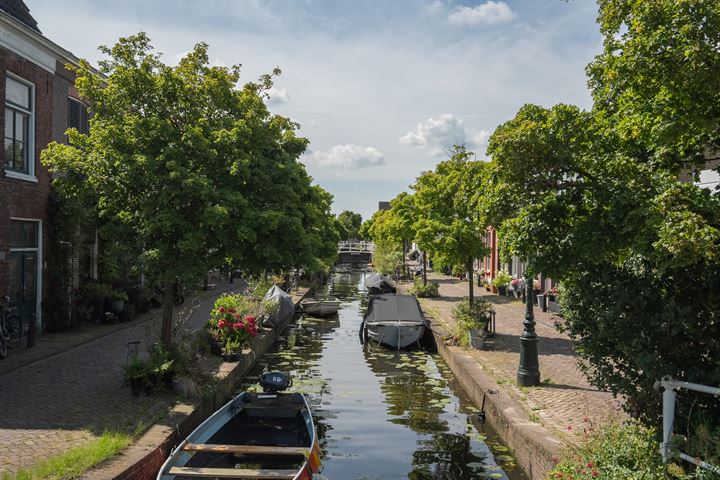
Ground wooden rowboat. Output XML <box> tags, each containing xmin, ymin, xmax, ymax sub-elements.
<box><xmin>157</xmin><ymin>372</ymin><xmax>322</xmax><ymax>480</ymax></box>
<box><xmin>300</xmin><ymin>297</ymin><xmax>341</xmax><ymax>317</ymax></box>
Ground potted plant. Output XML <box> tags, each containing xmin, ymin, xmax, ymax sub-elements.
<box><xmin>150</xmin><ymin>344</ymin><xmax>175</xmax><ymax>388</ymax></box>
<box><xmin>108</xmin><ymin>290</ymin><xmax>128</xmax><ymax>315</ymax></box>
<box><xmin>80</xmin><ymin>281</ymin><xmax>111</xmax><ymax>324</ymax></box>
<box><xmin>222</xmin><ymin>338</ymin><xmax>242</xmax><ymax>362</ymax></box>
<box><xmin>510</xmin><ymin>277</ymin><xmax>521</xmax><ymax>298</ymax></box>
<box><xmin>208</xmin><ymin>294</ymin><xmax>259</xmax><ymax>361</ymax></box>
<box><xmin>493</xmin><ymin>270</ymin><xmax>512</xmax><ymax>296</ymax></box>
<box><xmin>453</xmin><ymin>298</ymin><xmax>492</xmax><ymax>350</ymax></box>
<box><xmin>123</xmin><ymin>354</ymin><xmax>148</xmax><ymax>397</ymax></box>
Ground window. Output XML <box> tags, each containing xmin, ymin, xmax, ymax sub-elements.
<box><xmin>4</xmin><ymin>75</ymin><xmax>33</xmax><ymax>176</ymax></box>
<box><xmin>67</xmin><ymin>98</ymin><xmax>89</xmax><ymax>135</ymax></box>
<box><xmin>9</xmin><ymin>220</ymin><xmax>38</xmax><ymax>248</ymax></box>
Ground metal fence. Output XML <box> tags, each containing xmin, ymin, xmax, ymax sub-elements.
<box><xmin>659</xmin><ymin>376</ymin><xmax>720</xmax><ymax>474</ymax></box>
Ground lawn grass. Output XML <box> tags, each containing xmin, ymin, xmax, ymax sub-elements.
<box><xmin>2</xmin><ymin>431</ymin><xmax>131</xmax><ymax>480</ymax></box>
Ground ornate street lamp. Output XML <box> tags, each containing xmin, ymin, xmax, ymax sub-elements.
<box><xmin>517</xmin><ymin>273</ymin><xmax>540</xmax><ymax>386</ymax></box>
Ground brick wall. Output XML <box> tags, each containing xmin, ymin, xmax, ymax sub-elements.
<box><xmin>0</xmin><ymin>47</ymin><xmax>55</xmax><ymax>326</ymax></box>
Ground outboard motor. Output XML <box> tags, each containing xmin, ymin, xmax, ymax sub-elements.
<box><xmin>259</xmin><ymin>371</ymin><xmax>293</xmax><ymax>393</ymax></box>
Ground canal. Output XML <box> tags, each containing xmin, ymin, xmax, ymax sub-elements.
<box><xmin>239</xmin><ymin>269</ymin><xmax>528</xmax><ymax>480</ymax></box>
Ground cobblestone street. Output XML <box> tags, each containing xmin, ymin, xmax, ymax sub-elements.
<box><xmin>403</xmin><ymin>272</ymin><xmax>625</xmax><ymax>446</ymax></box>
<box><xmin>0</xmin><ymin>281</ymin><xmax>240</xmax><ymax>475</ymax></box>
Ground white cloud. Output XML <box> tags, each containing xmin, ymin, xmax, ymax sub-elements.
<box><xmin>266</xmin><ymin>87</ymin><xmax>289</xmax><ymax>104</ymax></box>
<box><xmin>422</xmin><ymin>0</ymin><xmax>444</xmax><ymax>15</ymax></box>
<box><xmin>471</xmin><ymin>129</ymin><xmax>491</xmax><ymax>147</ymax></box>
<box><xmin>400</xmin><ymin>114</ymin><xmax>467</xmax><ymax>153</ymax></box>
<box><xmin>305</xmin><ymin>144</ymin><xmax>386</xmax><ymax>169</ymax></box>
<box><xmin>448</xmin><ymin>1</ymin><xmax>516</xmax><ymax>26</ymax></box>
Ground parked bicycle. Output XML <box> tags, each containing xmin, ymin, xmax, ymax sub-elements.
<box><xmin>0</xmin><ymin>295</ymin><xmax>23</xmax><ymax>359</ymax></box>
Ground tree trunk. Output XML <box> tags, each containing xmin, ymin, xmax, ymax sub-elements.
<box><xmin>161</xmin><ymin>281</ymin><xmax>174</xmax><ymax>349</ymax></box>
<box><xmin>402</xmin><ymin>240</ymin><xmax>408</xmax><ymax>278</ymax></box>
<box><xmin>467</xmin><ymin>259</ymin><xmax>474</xmax><ymax>307</ymax></box>
<box><xmin>422</xmin><ymin>251</ymin><xmax>428</xmax><ymax>286</ymax></box>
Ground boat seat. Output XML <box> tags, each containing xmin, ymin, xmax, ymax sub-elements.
<box><xmin>167</xmin><ymin>466</ymin><xmax>296</xmax><ymax>479</ymax></box>
<box><xmin>182</xmin><ymin>443</ymin><xmax>308</xmax><ymax>456</ymax></box>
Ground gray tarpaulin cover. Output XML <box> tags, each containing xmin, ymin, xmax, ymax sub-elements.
<box><xmin>262</xmin><ymin>285</ymin><xmax>295</xmax><ymax>328</ymax></box>
<box><xmin>364</xmin><ymin>294</ymin><xmax>426</xmax><ymax>326</ymax></box>
<box><xmin>365</xmin><ymin>273</ymin><xmax>397</xmax><ymax>294</ymax></box>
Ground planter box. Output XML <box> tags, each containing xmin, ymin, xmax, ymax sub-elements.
<box><xmin>469</xmin><ymin>329</ymin><xmax>486</xmax><ymax>350</ymax></box>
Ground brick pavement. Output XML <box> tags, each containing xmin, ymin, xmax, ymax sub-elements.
<box><xmin>404</xmin><ymin>272</ymin><xmax>624</xmax><ymax>446</ymax></box>
<box><xmin>0</xmin><ymin>280</ymin><xmax>241</xmax><ymax>475</ymax></box>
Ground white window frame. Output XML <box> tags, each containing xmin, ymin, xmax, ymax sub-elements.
<box><xmin>4</xmin><ymin>72</ymin><xmax>36</xmax><ymax>182</ymax></box>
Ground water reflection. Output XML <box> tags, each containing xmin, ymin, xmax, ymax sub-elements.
<box><xmin>239</xmin><ymin>269</ymin><xmax>526</xmax><ymax>480</ymax></box>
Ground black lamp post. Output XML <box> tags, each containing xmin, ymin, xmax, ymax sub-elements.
<box><xmin>517</xmin><ymin>273</ymin><xmax>540</xmax><ymax>386</ymax></box>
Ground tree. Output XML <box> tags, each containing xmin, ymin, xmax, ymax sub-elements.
<box><xmin>336</xmin><ymin>210</ymin><xmax>362</xmax><ymax>241</ymax></box>
<box><xmin>412</xmin><ymin>146</ymin><xmax>490</xmax><ymax>305</ymax></box>
<box><xmin>43</xmin><ymin>33</ymin><xmax>333</xmax><ymax>348</ymax></box>
<box><xmin>485</xmin><ymin>0</ymin><xmax>720</xmax><ymax>430</ymax></box>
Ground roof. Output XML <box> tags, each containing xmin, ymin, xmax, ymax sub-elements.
<box><xmin>364</xmin><ymin>294</ymin><xmax>425</xmax><ymax>325</ymax></box>
<box><xmin>0</xmin><ymin>0</ymin><xmax>39</xmax><ymax>33</ymax></box>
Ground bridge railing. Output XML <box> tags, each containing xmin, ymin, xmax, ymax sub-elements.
<box><xmin>338</xmin><ymin>241</ymin><xmax>374</xmax><ymax>253</ymax></box>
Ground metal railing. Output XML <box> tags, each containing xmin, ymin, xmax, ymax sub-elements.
<box><xmin>659</xmin><ymin>376</ymin><xmax>720</xmax><ymax>474</ymax></box>
<box><xmin>338</xmin><ymin>241</ymin><xmax>374</xmax><ymax>253</ymax></box>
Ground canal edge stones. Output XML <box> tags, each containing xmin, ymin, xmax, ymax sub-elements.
<box><xmin>80</xmin><ymin>288</ymin><xmax>313</xmax><ymax>480</ymax></box>
<box><xmin>397</xmin><ymin>282</ymin><xmax>564</xmax><ymax>480</ymax></box>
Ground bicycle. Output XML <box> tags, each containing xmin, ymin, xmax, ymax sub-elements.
<box><xmin>0</xmin><ymin>295</ymin><xmax>24</xmax><ymax>359</ymax></box>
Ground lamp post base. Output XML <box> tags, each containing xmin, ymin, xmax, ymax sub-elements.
<box><xmin>517</xmin><ymin>334</ymin><xmax>540</xmax><ymax>386</ymax></box>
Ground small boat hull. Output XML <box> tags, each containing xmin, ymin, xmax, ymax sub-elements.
<box><xmin>301</xmin><ymin>298</ymin><xmax>341</xmax><ymax>317</ymax></box>
<box><xmin>366</xmin><ymin>323</ymin><xmax>426</xmax><ymax>349</ymax></box>
<box><xmin>157</xmin><ymin>390</ymin><xmax>320</xmax><ymax>480</ymax></box>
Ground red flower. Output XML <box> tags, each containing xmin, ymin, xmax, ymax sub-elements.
<box><xmin>218</xmin><ymin>307</ymin><xmax>226</xmax><ymax>313</ymax></box>
<box><xmin>592</xmin><ymin>470</ymin><xmax>599</xmax><ymax>477</ymax></box>
<box><xmin>234</xmin><ymin>313</ymin><xmax>241</xmax><ymax>319</ymax></box>
<box><xmin>229</xmin><ymin>308</ymin><xmax>236</xmax><ymax>314</ymax></box>
<box><xmin>233</xmin><ymin>322</ymin><xmax>243</xmax><ymax>329</ymax></box>
<box><xmin>245</xmin><ymin>315</ymin><xmax>255</xmax><ymax>323</ymax></box>
<box><xmin>586</xmin><ymin>462</ymin><xmax>593</xmax><ymax>468</ymax></box>
<box><xmin>218</xmin><ymin>320</ymin><xmax>227</xmax><ymax>328</ymax></box>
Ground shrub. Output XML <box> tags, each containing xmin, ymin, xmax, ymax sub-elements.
<box><xmin>408</xmin><ymin>278</ymin><xmax>439</xmax><ymax>298</ymax></box>
<box><xmin>207</xmin><ymin>294</ymin><xmax>259</xmax><ymax>352</ymax></box>
<box><xmin>452</xmin><ymin>298</ymin><xmax>492</xmax><ymax>347</ymax></box>
<box><xmin>492</xmin><ymin>270</ymin><xmax>512</xmax><ymax>287</ymax></box>
<box><xmin>548</xmin><ymin>421</ymin><xmax>716</xmax><ymax>480</ymax></box>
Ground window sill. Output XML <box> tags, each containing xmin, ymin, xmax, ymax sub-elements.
<box><xmin>3</xmin><ymin>170</ymin><xmax>38</xmax><ymax>183</ymax></box>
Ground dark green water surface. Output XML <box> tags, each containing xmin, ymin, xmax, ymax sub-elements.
<box><xmin>239</xmin><ymin>270</ymin><xmax>528</xmax><ymax>480</ymax></box>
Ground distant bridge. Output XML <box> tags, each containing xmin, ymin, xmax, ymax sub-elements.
<box><xmin>337</xmin><ymin>241</ymin><xmax>373</xmax><ymax>264</ymax></box>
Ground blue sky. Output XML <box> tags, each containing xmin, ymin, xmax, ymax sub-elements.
<box><xmin>30</xmin><ymin>0</ymin><xmax>603</xmax><ymax>221</ymax></box>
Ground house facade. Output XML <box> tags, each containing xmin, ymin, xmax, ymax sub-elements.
<box><xmin>0</xmin><ymin>0</ymin><xmax>85</xmax><ymax>332</ymax></box>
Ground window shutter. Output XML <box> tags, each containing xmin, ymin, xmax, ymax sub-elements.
<box><xmin>79</xmin><ymin>104</ymin><xmax>89</xmax><ymax>134</ymax></box>
<box><xmin>68</xmin><ymin>99</ymin><xmax>79</xmax><ymax>130</ymax></box>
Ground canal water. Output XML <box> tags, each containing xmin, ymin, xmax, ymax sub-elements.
<box><xmin>239</xmin><ymin>269</ymin><xmax>528</xmax><ymax>480</ymax></box>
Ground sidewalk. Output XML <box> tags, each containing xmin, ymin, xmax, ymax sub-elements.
<box><xmin>0</xmin><ymin>280</ymin><xmax>241</xmax><ymax>475</ymax></box>
<box><xmin>403</xmin><ymin>272</ymin><xmax>623</xmax><ymax>445</ymax></box>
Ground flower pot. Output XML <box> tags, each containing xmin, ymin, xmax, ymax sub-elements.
<box><xmin>491</xmin><ymin>285</ymin><xmax>498</xmax><ymax>294</ymax></box>
<box><xmin>129</xmin><ymin>377</ymin><xmax>143</xmax><ymax>397</ymax></box>
<box><xmin>222</xmin><ymin>352</ymin><xmax>240</xmax><ymax>362</ymax></box>
<box><xmin>485</xmin><ymin>285</ymin><xmax>490</xmax><ymax>292</ymax></box>
<box><xmin>161</xmin><ymin>371</ymin><xmax>174</xmax><ymax>389</ymax></box>
<box><xmin>497</xmin><ymin>285</ymin><xmax>507</xmax><ymax>296</ymax></box>
<box><xmin>211</xmin><ymin>340</ymin><xmax>225</xmax><ymax>356</ymax></box>
<box><xmin>110</xmin><ymin>300</ymin><xmax>125</xmax><ymax>314</ymax></box>
<box><xmin>469</xmin><ymin>329</ymin><xmax>486</xmax><ymax>350</ymax></box>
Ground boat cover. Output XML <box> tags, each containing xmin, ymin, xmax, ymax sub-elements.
<box><xmin>365</xmin><ymin>273</ymin><xmax>397</xmax><ymax>293</ymax></box>
<box><xmin>263</xmin><ymin>285</ymin><xmax>295</xmax><ymax>328</ymax></box>
<box><xmin>364</xmin><ymin>294</ymin><xmax>426</xmax><ymax>326</ymax></box>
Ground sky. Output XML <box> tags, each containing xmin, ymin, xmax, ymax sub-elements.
<box><xmin>29</xmin><ymin>0</ymin><xmax>604</xmax><ymax>221</ymax></box>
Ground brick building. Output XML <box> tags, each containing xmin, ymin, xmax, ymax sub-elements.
<box><xmin>0</xmin><ymin>0</ymin><xmax>86</xmax><ymax>332</ymax></box>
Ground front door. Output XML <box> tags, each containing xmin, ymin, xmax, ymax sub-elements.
<box><xmin>8</xmin><ymin>220</ymin><xmax>39</xmax><ymax>329</ymax></box>
<box><xmin>8</xmin><ymin>252</ymin><xmax>36</xmax><ymax>328</ymax></box>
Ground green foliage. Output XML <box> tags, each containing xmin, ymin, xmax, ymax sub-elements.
<box><xmin>1</xmin><ymin>430</ymin><xmax>132</xmax><ymax>480</ymax></box>
<box><xmin>587</xmin><ymin>0</ymin><xmax>720</xmax><ymax>171</ymax></box>
<box><xmin>549</xmin><ymin>422</ymin><xmax>668</xmax><ymax>480</ymax></box>
<box><xmin>336</xmin><ymin>210</ymin><xmax>362</xmax><ymax>240</ymax></box>
<box><xmin>42</xmin><ymin>33</ymin><xmax>337</xmax><ymax>346</ymax></box>
<box><xmin>107</xmin><ymin>290</ymin><xmax>128</xmax><ymax>302</ymax></box>
<box><xmin>412</xmin><ymin>146</ymin><xmax>490</xmax><ymax>302</ymax></box>
<box><xmin>452</xmin><ymin>298</ymin><xmax>492</xmax><ymax>347</ymax></box>
<box><xmin>372</xmin><ymin>239</ymin><xmax>403</xmax><ymax>275</ymax></box>
<box><xmin>122</xmin><ymin>353</ymin><xmax>148</xmax><ymax>380</ymax></box>
<box><xmin>492</xmin><ymin>270</ymin><xmax>512</xmax><ymax>287</ymax></box>
<box><xmin>408</xmin><ymin>277</ymin><xmax>438</xmax><ymax>298</ymax></box>
<box><xmin>79</xmin><ymin>281</ymin><xmax>111</xmax><ymax>302</ymax></box>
